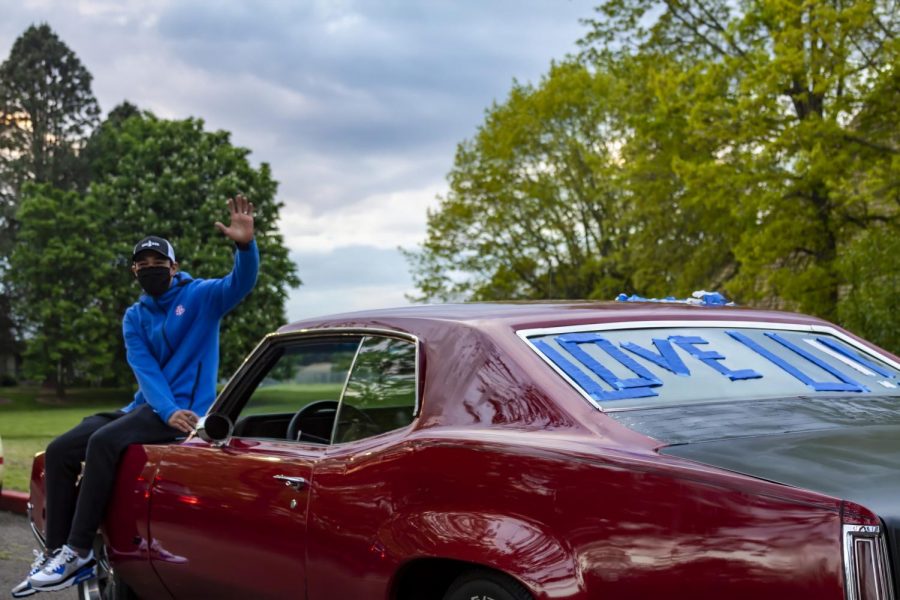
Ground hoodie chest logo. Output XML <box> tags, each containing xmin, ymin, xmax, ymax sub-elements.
<box><xmin>175</xmin><ymin>305</ymin><xmax>186</xmax><ymax>317</ymax></box>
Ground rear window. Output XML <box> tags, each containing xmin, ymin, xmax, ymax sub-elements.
<box><xmin>524</xmin><ymin>325</ymin><xmax>900</xmax><ymax>409</ymax></box>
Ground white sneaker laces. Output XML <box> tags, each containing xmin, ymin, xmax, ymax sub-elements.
<box><xmin>29</xmin><ymin>549</ymin><xmax>48</xmax><ymax>572</ymax></box>
<box><xmin>41</xmin><ymin>546</ymin><xmax>77</xmax><ymax>573</ymax></box>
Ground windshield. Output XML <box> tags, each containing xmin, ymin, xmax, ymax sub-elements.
<box><xmin>524</xmin><ymin>325</ymin><xmax>900</xmax><ymax>410</ymax></box>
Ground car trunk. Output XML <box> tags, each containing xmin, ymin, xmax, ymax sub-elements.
<box><xmin>611</xmin><ymin>396</ymin><xmax>900</xmax><ymax>594</ymax></box>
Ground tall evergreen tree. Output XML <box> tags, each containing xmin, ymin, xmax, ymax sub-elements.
<box><xmin>0</xmin><ymin>23</ymin><xmax>100</xmax><ymax>361</ymax></box>
<box><xmin>0</xmin><ymin>22</ymin><xmax>100</xmax><ymax>233</ymax></box>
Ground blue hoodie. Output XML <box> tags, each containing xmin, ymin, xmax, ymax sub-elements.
<box><xmin>121</xmin><ymin>240</ymin><xmax>259</xmax><ymax>424</ymax></box>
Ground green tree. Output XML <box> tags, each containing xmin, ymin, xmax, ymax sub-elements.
<box><xmin>407</xmin><ymin>62</ymin><xmax>631</xmax><ymax>301</ymax></box>
<box><xmin>581</xmin><ymin>0</ymin><xmax>900</xmax><ymax>321</ymax></box>
<box><xmin>85</xmin><ymin>109</ymin><xmax>300</xmax><ymax>380</ymax></box>
<box><xmin>9</xmin><ymin>184</ymin><xmax>118</xmax><ymax>395</ymax></box>
<box><xmin>837</xmin><ymin>225</ymin><xmax>900</xmax><ymax>351</ymax></box>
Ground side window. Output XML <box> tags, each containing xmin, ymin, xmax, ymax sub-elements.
<box><xmin>233</xmin><ymin>338</ymin><xmax>360</xmax><ymax>442</ymax></box>
<box><xmin>333</xmin><ymin>336</ymin><xmax>417</xmax><ymax>444</ymax></box>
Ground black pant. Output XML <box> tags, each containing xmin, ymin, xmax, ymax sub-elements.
<box><xmin>44</xmin><ymin>404</ymin><xmax>180</xmax><ymax>550</ymax></box>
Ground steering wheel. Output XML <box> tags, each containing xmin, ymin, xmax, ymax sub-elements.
<box><xmin>286</xmin><ymin>400</ymin><xmax>338</xmax><ymax>443</ymax></box>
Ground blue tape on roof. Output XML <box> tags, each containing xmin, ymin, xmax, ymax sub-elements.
<box><xmin>615</xmin><ymin>290</ymin><xmax>732</xmax><ymax>306</ymax></box>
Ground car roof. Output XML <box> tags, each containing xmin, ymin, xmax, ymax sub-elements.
<box><xmin>277</xmin><ymin>301</ymin><xmax>829</xmax><ymax>335</ymax></box>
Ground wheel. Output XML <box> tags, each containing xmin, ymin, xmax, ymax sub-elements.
<box><xmin>78</xmin><ymin>537</ymin><xmax>138</xmax><ymax>600</ymax></box>
<box><xmin>442</xmin><ymin>569</ymin><xmax>533</xmax><ymax>600</ymax></box>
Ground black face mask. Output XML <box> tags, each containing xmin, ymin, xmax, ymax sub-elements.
<box><xmin>136</xmin><ymin>266</ymin><xmax>172</xmax><ymax>297</ymax></box>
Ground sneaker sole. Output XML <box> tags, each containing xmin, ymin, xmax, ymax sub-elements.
<box><xmin>31</xmin><ymin>563</ymin><xmax>97</xmax><ymax>592</ymax></box>
<box><xmin>11</xmin><ymin>587</ymin><xmax>38</xmax><ymax>598</ymax></box>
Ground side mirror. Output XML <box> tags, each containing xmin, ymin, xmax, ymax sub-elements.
<box><xmin>196</xmin><ymin>413</ymin><xmax>234</xmax><ymax>446</ymax></box>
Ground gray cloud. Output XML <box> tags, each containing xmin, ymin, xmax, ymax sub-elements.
<box><xmin>286</xmin><ymin>245</ymin><xmax>415</xmax><ymax>320</ymax></box>
<box><xmin>1</xmin><ymin>0</ymin><xmax>592</xmax><ymax>317</ymax></box>
<box><xmin>153</xmin><ymin>0</ymin><xmax>591</xmax><ymax>155</ymax></box>
<box><xmin>291</xmin><ymin>245</ymin><xmax>411</xmax><ymax>289</ymax></box>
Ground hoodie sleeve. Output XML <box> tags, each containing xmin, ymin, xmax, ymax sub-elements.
<box><xmin>123</xmin><ymin>309</ymin><xmax>180</xmax><ymax>424</ymax></box>
<box><xmin>209</xmin><ymin>238</ymin><xmax>260</xmax><ymax>317</ymax></box>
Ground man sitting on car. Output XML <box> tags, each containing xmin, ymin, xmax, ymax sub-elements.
<box><xmin>12</xmin><ymin>194</ymin><xmax>259</xmax><ymax>597</ymax></box>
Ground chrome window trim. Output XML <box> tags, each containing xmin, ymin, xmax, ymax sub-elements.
<box><xmin>842</xmin><ymin>524</ymin><xmax>895</xmax><ymax>600</ymax></box>
<box><xmin>330</xmin><ymin>338</ymin><xmax>365</xmax><ymax>444</ymax></box>
<box><xmin>213</xmin><ymin>327</ymin><xmax>422</xmax><ymax>441</ymax></box>
<box><xmin>515</xmin><ymin>320</ymin><xmax>900</xmax><ymax>412</ymax></box>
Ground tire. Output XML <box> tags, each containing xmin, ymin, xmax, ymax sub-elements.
<box><xmin>442</xmin><ymin>569</ymin><xmax>533</xmax><ymax>600</ymax></box>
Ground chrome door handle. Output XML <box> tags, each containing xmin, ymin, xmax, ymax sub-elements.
<box><xmin>273</xmin><ymin>474</ymin><xmax>307</xmax><ymax>490</ymax></box>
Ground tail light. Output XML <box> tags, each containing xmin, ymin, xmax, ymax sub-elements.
<box><xmin>842</xmin><ymin>501</ymin><xmax>895</xmax><ymax>600</ymax></box>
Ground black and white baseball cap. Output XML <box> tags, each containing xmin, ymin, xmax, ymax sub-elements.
<box><xmin>132</xmin><ymin>236</ymin><xmax>176</xmax><ymax>263</ymax></box>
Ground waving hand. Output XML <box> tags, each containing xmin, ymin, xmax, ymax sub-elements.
<box><xmin>214</xmin><ymin>194</ymin><xmax>255</xmax><ymax>246</ymax></box>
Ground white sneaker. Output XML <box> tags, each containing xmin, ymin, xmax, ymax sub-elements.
<box><xmin>29</xmin><ymin>545</ymin><xmax>96</xmax><ymax>591</ymax></box>
<box><xmin>11</xmin><ymin>548</ymin><xmax>55</xmax><ymax>598</ymax></box>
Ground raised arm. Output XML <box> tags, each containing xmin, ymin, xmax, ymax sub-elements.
<box><xmin>210</xmin><ymin>194</ymin><xmax>260</xmax><ymax>315</ymax></box>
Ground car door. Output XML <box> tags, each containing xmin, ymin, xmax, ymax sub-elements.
<box><xmin>304</xmin><ymin>334</ymin><xmax>420</xmax><ymax>599</ymax></box>
<box><xmin>147</xmin><ymin>335</ymin><xmax>362</xmax><ymax>600</ymax></box>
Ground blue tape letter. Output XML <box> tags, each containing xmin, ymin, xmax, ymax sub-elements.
<box><xmin>621</xmin><ymin>339</ymin><xmax>691</xmax><ymax>376</ymax></box>
<box><xmin>534</xmin><ymin>340</ymin><xmax>657</xmax><ymax>402</ymax></box>
<box><xmin>727</xmin><ymin>331</ymin><xmax>867</xmax><ymax>393</ymax></box>
<box><xmin>669</xmin><ymin>335</ymin><xmax>762</xmax><ymax>381</ymax></box>
<box><xmin>557</xmin><ymin>333</ymin><xmax>662</xmax><ymax>390</ymax></box>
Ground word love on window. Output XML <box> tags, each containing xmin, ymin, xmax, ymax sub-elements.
<box><xmin>528</xmin><ymin>327</ymin><xmax>900</xmax><ymax>407</ymax></box>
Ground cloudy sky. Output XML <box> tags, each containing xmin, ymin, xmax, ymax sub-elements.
<box><xmin>1</xmin><ymin>0</ymin><xmax>592</xmax><ymax>322</ymax></box>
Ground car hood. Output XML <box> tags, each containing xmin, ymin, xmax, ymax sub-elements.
<box><xmin>612</xmin><ymin>395</ymin><xmax>900</xmax><ymax>591</ymax></box>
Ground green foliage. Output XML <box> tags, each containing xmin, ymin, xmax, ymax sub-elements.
<box><xmin>837</xmin><ymin>225</ymin><xmax>900</xmax><ymax>352</ymax></box>
<box><xmin>9</xmin><ymin>184</ymin><xmax>118</xmax><ymax>393</ymax></box>
<box><xmin>409</xmin><ymin>0</ymin><xmax>900</xmax><ymax>352</ymax></box>
<box><xmin>585</xmin><ymin>0</ymin><xmax>899</xmax><ymax>327</ymax></box>
<box><xmin>406</xmin><ymin>62</ymin><xmax>631</xmax><ymax>301</ymax></box>
<box><xmin>85</xmin><ymin>110</ymin><xmax>300</xmax><ymax>380</ymax></box>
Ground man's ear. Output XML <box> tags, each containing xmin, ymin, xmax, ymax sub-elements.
<box><xmin>171</xmin><ymin>261</ymin><xmax>179</xmax><ymax>274</ymax></box>
<box><xmin>131</xmin><ymin>264</ymin><xmax>139</xmax><ymax>277</ymax></box>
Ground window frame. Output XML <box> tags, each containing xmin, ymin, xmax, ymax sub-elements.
<box><xmin>212</xmin><ymin>327</ymin><xmax>422</xmax><ymax>443</ymax></box>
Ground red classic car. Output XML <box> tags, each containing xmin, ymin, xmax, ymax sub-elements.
<box><xmin>26</xmin><ymin>301</ymin><xmax>900</xmax><ymax>599</ymax></box>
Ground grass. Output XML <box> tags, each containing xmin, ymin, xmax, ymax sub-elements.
<box><xmin>0</xmin><ymin>386</ymin><xmax>129</xmax><ymax>492</ymax></box>
<box><xmin>244</xmin><ymin>383</ymin><xmax>344</xmax><ymax>415</ymax></box>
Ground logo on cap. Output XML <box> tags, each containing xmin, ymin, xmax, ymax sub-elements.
<box><xmin>133</xmin><ymin>236</ymin><xmax>176</xmax><ymax>263</ymax></box>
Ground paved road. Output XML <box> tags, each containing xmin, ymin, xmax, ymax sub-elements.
<box><xmin>0</xmin><ymin>511</ymin><xmax>77</xmax><ymax>599</ymax></box>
